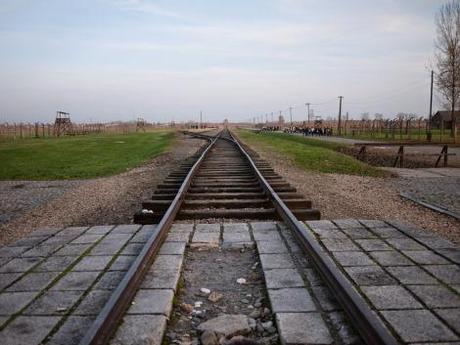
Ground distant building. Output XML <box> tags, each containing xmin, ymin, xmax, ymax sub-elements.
<box><xmin>431</xmin><ymin>110</ymin><xmax>460</xmax><ymax>129</ymax></box>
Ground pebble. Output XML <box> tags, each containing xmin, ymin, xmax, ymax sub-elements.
<box><xmin>256</xmin><ymin>323</ymin><xmax>264</xmax><ymax>333</ymax></box>
<box><xmin>248</xmin><ymin>310</ymin><xmax>260</xmax><ymax>319</ymax></box>
<box><xmin>262</xmin><ymin>307</ymin><xmax>270</xmax><ymax>316</ymax></box>
<box><xmin>248</xmin><ymin>318</ymin><xmax>257</xmax><ymax>330</ymax></box>
<box><xmin>208</xmin><ymin>291</ymin><xmax>223</xmax><ymax>303</ymax></box>
<box><xmin>267</xmin><ymin>326</ymin><xmax>276</xmax><ymax>334</ymax></box>
<box><xmin>261</xmin><ymin>321</ymin><xmax>273</xmax><ymax>330</ymax></box>
<box><xmin>194</xmin><ymin>301</ymin><xmax>203</xmax><ymax>308</ymax></box>
<box><xmin>236</xmin><ymin>278</ymin><xmax>246</xmax><ymax>284</ymax></box>
<box><xmin>254</xmin><ymin>301</ymin><xmax>262</xmax><ymax>308</ymax></box>
<box><xmin>201</xmin><ymin>330</ymin><xmax>218</xmax><ymax>345</ymax></box>
<box><xmin>241</xmin><ymin>298</ymin><xmax>249</xmax><ymax>304</ymax></box>
<box><xmin>200</xmin><ymin>288</ymin><xmax>211</xmax><ymax>295</ymax></box>
<box><xmin>180</xmin><ymin>303</ymin><xmax>194</xmax><ymax>314</ymax></box>
<box><xmin>224</xmin><ymin>335</ymin><xmax>259</xmax><ymax>345</ymax></box>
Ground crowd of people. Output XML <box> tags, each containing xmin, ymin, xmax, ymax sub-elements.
<box><xmin>260</xmin><ymin>126</ymin><xmax>333</xmax><ymax>136</ymax></box>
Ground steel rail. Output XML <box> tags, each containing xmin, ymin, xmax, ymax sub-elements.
<box><xmin>79</xmin><ymin>133</ymin><xmax>220</xmax><ymax>345</ymax></box>
<box><xmin>229</xmin><ymin>132</ymin><xmax>399</xmax><ymax>345</ymax></box>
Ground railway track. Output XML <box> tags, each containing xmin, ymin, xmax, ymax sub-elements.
<box><xmin>80</xmin><ymin>129</ymin><xmax>398</xmax><ymax>345</ymax></box>
<box><xmin>135</xmin><ymin>130</ymin><xmax>320</xmax><ymax>223</ymax></box>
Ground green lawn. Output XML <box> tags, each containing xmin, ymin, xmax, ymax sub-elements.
<box><xmin>0</xmin><ymin>131</ymin><xmax>175</xmax><ymax>180</ymax></box>
<box><xmin>236</xmin><ymin>129</ymin><xmax>386</xmax><ymax>177</ymax></box>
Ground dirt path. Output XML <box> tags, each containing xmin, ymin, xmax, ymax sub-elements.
<box><xmin>237</xmin><ymin>135</ymin><xmax>460</xmax><ymax>244</ymax></box>
<box><xmin>0</xmin><ymin>134</ymin><xmax>207</xmax><ymax>246</ymax></box>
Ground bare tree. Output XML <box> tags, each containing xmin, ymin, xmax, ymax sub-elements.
<box><xmin>361</xmin><ymin>112</ymin><xmax>370</xmax><ymax>121</ymax></box>
<box><xmin>435</xmin><ymin>0</ymin><xmax>460</xmax><ymax>140</ymax></box>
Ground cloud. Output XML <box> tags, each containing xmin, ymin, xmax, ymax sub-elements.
<box><xmin>113</xmin><ymin>0</ymin><xmax>185</xmax><ymax>19</ymax></box>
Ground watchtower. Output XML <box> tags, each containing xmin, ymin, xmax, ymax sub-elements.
<box><xmin>136</xmin><ymin>117</ymin><xmax>147</xmax><ymax>132</ymax></box>
<box><xmin>53</xmin><ymin>111</ymin><xmax>72</xmax><ymax>136</ymax></box>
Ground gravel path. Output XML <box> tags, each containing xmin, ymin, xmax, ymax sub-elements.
<box><xmin>0</xmin><ymin>180</ymin><xmax>83</xmax><ymax>224</ymax></box>
<box><xmin>0</xmin><ymin>134</ymin><xmax>207</xmax><ymax>246</ymax></box>
<box><xmin>237</xmin><ymin>134</ymin><xmax>460</xmax><ymax>244</ymax></box>
<box><xmin>392</xmin><ymin>177</ymin><xmax>460</xmax><ymax>218</ymax></box>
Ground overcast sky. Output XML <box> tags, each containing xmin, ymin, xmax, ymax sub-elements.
<box><xmin>0</xmin><ymin>0</ymin><xmax>443</xmax><ymax>123</ymax></box>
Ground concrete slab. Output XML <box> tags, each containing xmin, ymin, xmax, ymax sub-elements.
<box><xmin>368</xmin><ymin>251</ymin><xmax>413</xmax><ymax>266</ymax></box>
<box><xmin>110</xmin><ymin>315</ymin><xmax>167</xmax><ymax>345</ymax></box>
<box><xmin>259</xmin><ymin>254</ymin><xmax>295</xmax><ymax>269</ymax></box>
<box><xmin>0</xmin><ymin>257</ymin><xmax>41</xmax><ymax>273</ymax></box>
<box><xmin>93</xmin><ymin>271</ymin><xmax>125</xmax><ymax>290</ymax></box>
<box><xmin>35</xmin><ymin>256</ymin><xmax>77</xmax><ymax>272</ymax></box>
<box><xmin>6</xmin><ymin>272</ymin><xmax>59</xmax><ymax>292</ymax></box>
<box><xmin>0</xmin><ymin>291</ymin><xmax>38</xmax><ymax>315</ymax></box>
<box><xmin>74</xmin><ymin>290</ymin><xmax>112</xmax><ymax>316</ymax></box>
<box><xmin>47</xmin><ymin>316</ymin><xmax>94</xmax><ymax>345</ymax></box>
<box><xmin>332</xmin><ymin>251</ymin><xmax>374</xmax><ymax>267</ymax></box>
<box><xmin>152</xmin><ymin>255</ymin><xmax>183</xmax><ymax>272</ymax></box>
<box><xmin>322</xmin><ymin>238</ymin><xmax>359</xmax><ymax>252</ymax></box>
<box><xmin>72</xmin><ymin>256</ymin><xmax>112</xmax><ymax>272</ymax></box>
<box><xmin>191</xmin><ymin>232</ymin><xmax>220</xmax><ymax>247</ymax></box>
<box><xmin>382</xmin><ymin>310</ymin><xmax>458</xmax><ymax>343</ymax></box>
<box><xmin>276</xmin><ymin>312</ymin><xmax>333</xmax><ymax>345</ymax></box>
<box><xmin>424</xmin><ymin>264</ymin><xmax>460</xmax><ymax>284</ymax></box>
<box><xmin>268</xmin><ymin>288</ymin><xmax>316</xmax><ymax>312</ymax></box>
<box><xmin>344</xmin><ymin>266</ymin><xmax>396</xmax><ymax>286</ymax></box>
<box><xmin>402</xmin><ymin>250</ymin><xmax>450</xmax><ymax>265</ymax></box>
<box><xmin>158</xmin><ymin>242</ymin><xmax>186</xmax><ymax>255</ymax></box>
<box><xmin>0</xmin><ymin>315</ymin><xmax>61</xmax><ymax>345</ymax></box>
<box><xmin>85</xmin><ymin>225</ymin><xmax>114</xmax><ymax>235</ymax></box>
<box><xmin>264</xmin><ymin>269</ymin><xmax>305</xmax><ymax>289</ymax></box>
<box><xmin>109</xmin><ymin>255</ymin><xmax>136</xmax><ymax>271</ymax></box>
<box><xmin>256</xmin><ymin>240</ymin><xmax>288</xmax><ymax>254</ymax></box>
<box><xmin>356</xmin><ymin>239</ymin><xmax>392</xmax><ymax>251</ymax></box>
<box><xmin>51</xmin><ymin>271</ymin><xmax>100</xmax><ymax>291</ymax></box>
<box><xmin>127</xmin><ymin>289</ymin><xmax>174</xmax><ymax>315</ymax></box>
<box><xmin>361</xmin><ymin>285</ymin><xmax>423</xmax><ymax>310</ymax></box>
<box><xmin>24</xmin><ymin>290</ymin><xmax>83</xmax><ymax>315</ymax></box>
<box><xmin>166</xmin><ymin>231</ymin><xmax>191</xmax><ymax>242</ymax></box>
<box><xmin>252</xmin><ymin>229</ymin><xmax>282</xmax><ymax>241</ymax></box>
<box><xmin>387</xmin><ymin>266</ymin><xmax>438</xmax><ymax>285</ymax></box>
<box><xmin>408</xmin><ymin>285</ymin><xmax>460</xmax><ymax>308</ymax></box>
<box><xmin>195</xmin><ymin>223</ymin><xmax>220</xmax><ymax>232</ymax></box>
<box><xmin>141</xmin><ymin>268</ymin><xmax>181</xmax><ymax>290</ymax></box>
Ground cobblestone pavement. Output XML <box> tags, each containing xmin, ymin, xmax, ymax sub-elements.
<box><xmin>390</xmin><ymin>175</ymin><xmax>460</xmax><ymax>219</ymax></box>
<box><xmin>0</xmin><ymin>221</ymin><xmax>458</xmax><ymax>344</ymax></box>
<box><xmin>0</xmin><ymin>181</ymin><xmax>83</xmax><ymax>224</ymax></box>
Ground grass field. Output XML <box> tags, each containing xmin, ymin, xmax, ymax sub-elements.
<box><xmin>0</xmin><ymin>131</ymin><xmax>175</xmax><ymax>180</ymax></box>
<box><xmin>236</xmin><ymin>129</ymin><xmax>385</xmax><ymax>177</ymax></box>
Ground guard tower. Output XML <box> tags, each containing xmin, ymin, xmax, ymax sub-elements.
<box><xmin>136</xmin><ymin>117</ymin><xmax>146</xmax><ymax>132</ymax></box>
<box><xmin>53</xmin><ymin>111</ymin><xmax>72</xmax><ymax>136</ymax></box>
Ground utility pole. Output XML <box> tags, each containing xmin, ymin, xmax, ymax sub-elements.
<box><xmin>265</xmin><ymin>114</ymin><xmax>268</xmax><ymax>123</ymax></box>
<box><xmin>305</xmin><ymin>103</ymin><xmax>310</xmax><ymax>123</ymax></box>
<box><xmin>338</xmin><ymin>96</ymin><xmax>344</xmax><ymax>136</ymax></box>
<box><xmin>271</xmin><ymin>112</ymin><xmax>274</xmax><ymax>122</ymax></box>
<box><xmin>200</xmin><ymin>110</ymin><xmax>203</xmax><ymax>129</ymax></box>
<box><xmin>428</xmin><ymin>70</ymin><xmax>434</xmax><ymax>142</ymax></box>
<box><xmin>289</xmin><ymin>107</ymin><xmax>293</xmax><ymax>126</ymax></box>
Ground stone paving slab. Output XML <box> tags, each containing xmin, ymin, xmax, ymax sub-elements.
<box><xmin>305</xmin><ymin>219</ymin><xmax>460</xmax><ymax>344</ymax></box>
<box><xmin>276</xmin><ymin>313</ymin><xmax>333</xmax><ymax>345</ymax></box>
<box><xmin>0</xmin><ymin>220</ymin><xmax>458</xmax><ymax>345</ymax></box>
<box><xmin>110</xmin><ymin>315</ymin><xmax>167</xmax><ymax>345</ymax></box>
